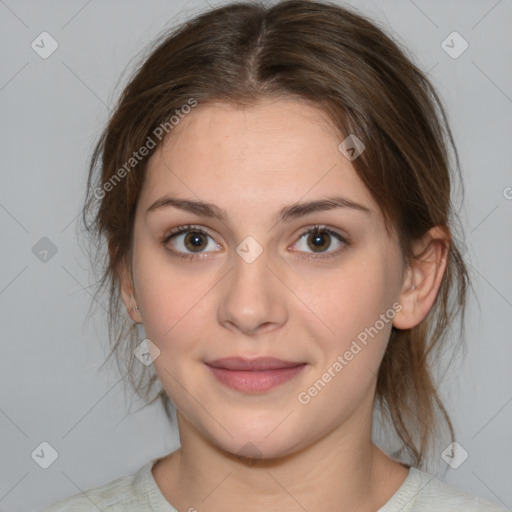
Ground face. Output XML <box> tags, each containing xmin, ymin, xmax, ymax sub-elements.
<box><xmin>124</xmin><ymin>98</ymin><xmax>406</xmax><ymax>459</ymax></box>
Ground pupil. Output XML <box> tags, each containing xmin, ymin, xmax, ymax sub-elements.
<box><xmin>186</xmin><ymin>232</ymin><xmax>206</xmax><ymax>251</ymax></box>
<box><xmin>309</xmin><ymin>231</ymin><xmax>330</xmax><ymax>251</ymax></box>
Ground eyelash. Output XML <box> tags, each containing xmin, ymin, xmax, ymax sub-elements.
<box><xmin>162</xmin><ymin>224</ymin><xmax>349</xmax><ymax>261</ymax></box>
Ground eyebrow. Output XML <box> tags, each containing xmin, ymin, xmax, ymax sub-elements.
<box><xmin>146</xmin><ymin>195</ymin><xmax>372</xmax><ymax>224</ymax></box>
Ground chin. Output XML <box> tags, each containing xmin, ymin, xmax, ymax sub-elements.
<box><xmin>211</xmin><ymin>427</ymin><xmax>307</xmax><ymax>462</ymax></box>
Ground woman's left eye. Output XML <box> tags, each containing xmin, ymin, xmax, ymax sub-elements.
<box><xmin>291</xmin><ymin>226</ymin><xmax>348</xmax><ymax>259</ymax></box>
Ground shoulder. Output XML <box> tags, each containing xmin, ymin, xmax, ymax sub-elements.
<box><xmin>39</xmin><ymin>460</ymin><xmax>158</xmax><ymax>511</ymax></box>
<box><xmin>379</xmin><ymin>467</ymin><xmax>507</xmax><ymax>512</ymax></box>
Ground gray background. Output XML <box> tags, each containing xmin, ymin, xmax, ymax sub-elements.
<box><xmin>0</xmin><ymin>0</ymin><xmax>511</xmax><ymax>510</ymax></box>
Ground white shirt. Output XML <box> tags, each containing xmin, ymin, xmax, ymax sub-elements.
<box><xmin>41</xmin><ymin>457</ymin><xmax>507</xmax><ymax>511</ymax></box>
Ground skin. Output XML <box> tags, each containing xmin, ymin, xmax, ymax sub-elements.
<box><xmin>120</xmin><ymin>98</ymin><xmax>449</xmax><ymax>512</ymax></box>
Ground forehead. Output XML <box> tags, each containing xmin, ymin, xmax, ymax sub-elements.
<box><xmin>139</xmin><ymin>99</ymin><xmax>378</xmax><ymax>217</ymax></box>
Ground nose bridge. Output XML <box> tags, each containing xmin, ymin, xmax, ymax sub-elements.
<box><xmin>218</xmin><ymin>242</ymin><xmax>287</xmax><ymax>333</ymax></box>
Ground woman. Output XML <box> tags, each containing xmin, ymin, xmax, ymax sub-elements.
<box><xmin>42</xmin><ymin>0</ymin><xmax>506</xmax><ymax>510</ymax></box>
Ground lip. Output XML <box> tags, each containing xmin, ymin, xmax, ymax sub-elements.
<box><xmin>205</xmin><ymin>357</ymin><xmax>307</xmax><ymax>393</ymax></box>
<box><xmin>206</xmin><ymin>357</ymin><xmax>304</xmax><ymax>371</ymax></box>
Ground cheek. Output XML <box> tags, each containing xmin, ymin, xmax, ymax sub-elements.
<box><xmin>132</xmin><ymin>241</ymin><xmax>203</xmax><ymax>345</ymax></box>
<box><xmin>296</xmin><ymin>247</ymin><xmax>402</xmax><ymax>368</ymax></box>
<box><xmin>304</xmin><ymin>261</ymin><xmax>394</xmax><ymax>332</ymax></box>
<box><xmin>293</xmin><ymin>264</ymin><xmax>398</xmax><ymax>420</ymax></box>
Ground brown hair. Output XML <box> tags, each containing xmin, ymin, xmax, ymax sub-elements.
<box><xmin>82</xmin><ymin>0</ymin><xmax>469</xmax><ymax>468</ymax></box>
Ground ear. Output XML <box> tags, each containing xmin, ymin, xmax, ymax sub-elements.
<box><xmin>111</xmin><ymin>241</ymin><xmax>143</xmax><ymax>324</ymax></box>
<box><xmin>392</xmin><ymin>226</ymin><xmax>449</xmax><ymax>330</ymax></box>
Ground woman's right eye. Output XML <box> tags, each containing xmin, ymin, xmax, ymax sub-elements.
<box><xmin>163</xmin><ymin>225</ymin><xmax>222</xmax><ymax>260</ymax></box>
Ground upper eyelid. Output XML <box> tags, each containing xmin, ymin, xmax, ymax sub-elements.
<box><xmin>164</xmin><ymin>224</ymin><xmax>214</xmax><ymax>240</ymax></box>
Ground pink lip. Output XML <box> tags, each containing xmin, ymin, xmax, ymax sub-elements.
<box><xmin>205</xmin><ymin>357</ymin><xmax>307</xmax><ymax>393</ymax></box>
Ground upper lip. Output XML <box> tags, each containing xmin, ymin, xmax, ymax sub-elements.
<box><xmin>205</xmin><ymin>357</ymin><xmax>305</xmax><ymax>371</ymax></box>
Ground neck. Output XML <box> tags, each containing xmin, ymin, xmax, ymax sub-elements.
<box><xmin>153</xmin><ymin>406</ymin><xmax>409</xmax><ymax>512</ymax></box>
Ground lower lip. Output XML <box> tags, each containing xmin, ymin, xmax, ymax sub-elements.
<box><xmin>206</xmin><ymin>364</ymin><xmax>307</xmax><ymax>393</ymax></box>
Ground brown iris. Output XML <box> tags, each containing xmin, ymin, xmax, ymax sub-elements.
<box><xmin>184</xmin><ymin>231</ymin><xmax>208</xmax><ymax>252</ymax></box>
<box><xmin>307</xmin><ymin>230</ymin><xmax>331</xmax><ymax>252</ymax></box>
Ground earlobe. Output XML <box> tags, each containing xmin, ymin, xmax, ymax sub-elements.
<box><xmin>129</xmin><ymin>305</ymin><xmax>142</xmax><ymax>323</ymax></box>
<box><xmin>118</xmin><ymin>258</ymin><xmax>143</xmax><ymax>324</ymax></box>
<box><xmin>392</xmin><ymin>226</ymin><xmax>449</xmax><ymax>330</ymax></box>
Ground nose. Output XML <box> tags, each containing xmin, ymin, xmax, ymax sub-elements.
<box><xmin>217</xmin><ymin>249</ymin><xmax>288</xmax><ymax>336</ymax></box>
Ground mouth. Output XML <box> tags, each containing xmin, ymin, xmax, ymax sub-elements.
<box><xmin>204</xmin><ymin>357</ymin><xmax>307</xmax><ymax>393</ymax></box>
